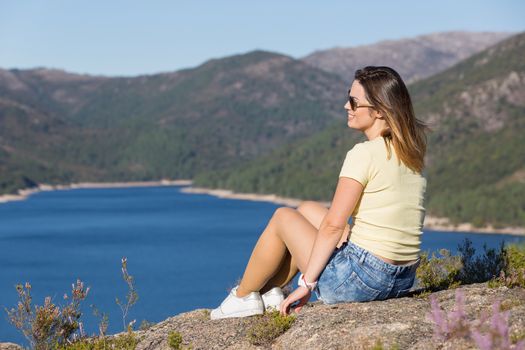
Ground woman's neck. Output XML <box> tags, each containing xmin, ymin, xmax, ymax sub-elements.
<box><xmin>364</xmin><ymin>118</ymin><xmax>388</xmax><ymax>141</ymax></box>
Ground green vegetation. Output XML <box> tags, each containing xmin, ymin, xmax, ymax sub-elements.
<box><xmin>370</xmin><ymin>340</ymin><xmax>400</xmax><ymax>350</ymax></box>
<box><xmin>4</xmin><ymin>281</ymin><xmax>90</xmax><ymax>350</ymax></box>
<box><xmin>56</xmin><ymin>331</ymin><xmax>138</xmax><ymax>350</ymax></box>
<box><xmin>0</xmin><ymin>50</ymin><xmax>345</xmax><ymax>194</ymax></box>
<box><xmin>489</xmin><ymin>242</ymin><xmax>525</xmax><ymax>288</ymax></box>
<box><xmin>138</xmin><ymin>319</ymin><xmax>155</xmax><ymax>331</ymax></box>
<box><xmin>5</xmin><ymin>259</ymin><xmax>140</xmax><ymax>350</ymax></box>
<box><xmin>245</xmin><ymin>310</ymin><xmax>296</xmax><ymax>346</ymax></box>
<box><xmin>167</xmin><ymin>330</ymin><xmax>192</xmax><ymax>350</ymax></box>
<box><xmin>416</xmin><ymin>249</ymin><xmax>462</xmax><ymax>292</ymax></box>
<box><xmin>167</xmin><ymin>331</ymin><xmax>183</xmax><ymax>349</ymax></box>
<box><xmin>415</xmin><ymin>239</ymin><xmax>525</xmax><ymax>293</ymax></box>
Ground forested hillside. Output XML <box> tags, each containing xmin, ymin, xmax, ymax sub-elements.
<box><xmin>0</xmin><ymin>51</ymin><xmax>346</xmax><ymax>193</ymax></box>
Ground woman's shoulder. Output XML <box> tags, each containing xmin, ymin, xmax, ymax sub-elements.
<box><xmin>352</xmin><ymin>136</ymin><xmax>387</xmax><ymax>155</ymax></box>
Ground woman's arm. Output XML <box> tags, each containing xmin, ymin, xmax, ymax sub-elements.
<box><xmin>304</xmin><ymin>176</ymin><xmax>364</xmax><ymax>283</ymax></box>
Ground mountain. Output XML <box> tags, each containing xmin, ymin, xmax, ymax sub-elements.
<box><xmin>195</xmin><ymin>32</ymin><xmax>525</xmax><ymax>227</ymax></box>
<box><xmin>303</xmin><ymin>31</ymin><xmax>513</xmax><ymax>83</ymax></box>
<box><xmin>0</xmin><ymin>51</ymin><xmax>347</xmax><ymax>193</ymax></box>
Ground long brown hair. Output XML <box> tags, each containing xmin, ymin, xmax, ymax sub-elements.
<box><xmin>354</xmin><ymin>66</ymin><xmax>429</xmax><ymax>173</ymax></box>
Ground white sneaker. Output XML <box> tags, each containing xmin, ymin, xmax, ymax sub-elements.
<box><xmin>261</xmin><ymin>287</ymin><xmax>285</xmax><ymax>311</ymax></box>
<box><xmin>210</xmin><ymin>286</ymin><xmax>264</xmax><ymax>320</ymax></box>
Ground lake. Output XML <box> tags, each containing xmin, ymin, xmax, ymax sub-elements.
<box><xmin>1</xmin><ymin>185</ymin><xmax>523</xmax><ymax>344</ymax></box>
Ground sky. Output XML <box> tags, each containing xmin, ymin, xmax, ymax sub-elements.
<box><xmin>0</xmin><ymin>0</ymin><xmax>524</xmax><ymax>77</ymax></box>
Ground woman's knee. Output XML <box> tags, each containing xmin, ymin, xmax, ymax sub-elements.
<box><xmin>297</xmin><ymin>201</ymin><xmax>323</xmax><ymax>215</ymax></box>
<box><xmin>272</xmin><ymin>207</ymin><xmax>297</xmax><ymax>222</ymax></box>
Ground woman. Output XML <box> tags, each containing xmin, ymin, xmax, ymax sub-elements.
<box><xmin>211</xmin><ymin>66</ymin><xmax>428</xmax><ymax>319</ymax></box>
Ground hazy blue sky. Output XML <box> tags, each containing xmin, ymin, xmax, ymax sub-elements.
<box><xmin>1</xmin><ymin>0</ymin><xmax>523</xmax><ymax>76</ymax></box>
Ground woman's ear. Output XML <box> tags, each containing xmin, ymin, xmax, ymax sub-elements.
<box><xmin>372</xmin><ymin>109</ymin><xmax>384</xmax><ymax>119</ymax></box>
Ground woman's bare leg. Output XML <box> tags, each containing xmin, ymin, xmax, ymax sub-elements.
<box><xmin>257</xmin><ymin>201</ymin><xmax>331</xmax><ymax>293</ymax></box>
<box><xmin>258</xmin><ymin>251</ymin><xmax>297</xmax><ymax>294</ymax></box>
<box><xmin>236</xmin><ymin>206</ymin><xmax>319</xmax><ymax>297</ymax></box>
<box><xmin>237</xmin><ymin>201</ymin><xmax>338</xmax><ymax>297</ymax></box>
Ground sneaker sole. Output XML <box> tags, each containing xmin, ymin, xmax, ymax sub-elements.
<box><xmin>265</xmin><ymin>306</ymin><xmax>280</xmax><ymax>312</ymax></box>
<box><xmin>262</xmin><ymin>298</ymin><xmax>284</xmax><ymax>311</ymax></box>
<box><xmin>211</xmin><ymin>308</ymin><xmax>264</xmax><ymax>320</ymax></box>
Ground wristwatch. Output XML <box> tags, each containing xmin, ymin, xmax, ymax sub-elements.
<box><xmin>298</xmin><ymin>273</ymin><xmax>318</xmax><ymax>291</ymax></box>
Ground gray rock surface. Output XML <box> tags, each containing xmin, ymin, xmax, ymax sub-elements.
<box><xmin>2</xmin><ymin>284</ymin><xmax>524</xmax><ymax>349</ymax></box>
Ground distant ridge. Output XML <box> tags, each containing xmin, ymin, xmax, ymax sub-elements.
<box><xmin>302</xmin><ymin>31</ymin><xmax>513</xmax><ymax>83</ymax></box>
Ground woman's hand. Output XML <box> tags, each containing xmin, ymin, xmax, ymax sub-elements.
<box><xmin>280</xmin><ymin>286</ymin><xmax>311</xmax><ymax>316</ymax></box>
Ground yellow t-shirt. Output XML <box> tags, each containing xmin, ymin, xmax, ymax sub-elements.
<box><xmin>339</xmin><ymin>136</ymin><xmax>426</xmax><ymax>261</ymax></box>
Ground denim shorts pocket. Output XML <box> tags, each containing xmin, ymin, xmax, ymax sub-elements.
<box><xmin>327</xmin><ymin>248</ymin><xmax>346</xmax><ymax>270</ymax></box>
<box><xmin>334</xmin><ymin>271</ymin><xmax>382</xmax><ymax>302</ymax></box>
<box><xmin>392</xmin><ymin>275</ymin><xmax>416</xmax><ymax>298</ymax></box>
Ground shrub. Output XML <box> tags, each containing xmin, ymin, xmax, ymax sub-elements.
<box><xmin>6</xmin><ymin>257</ymin><xmax>140</xmax><ymax>349</ymax></box>
<box><xmin>57</xmin><ymin>330</ymin><xmax>138</xmax><ymax>350</ymax></box>
<box><xmin>416</xmin><ymin>239</ymin><xmax>511</xmax><ymax>293</ymax></box>
<box><xmin>416</xmin><ymin>249</ymin><xmax>462</xmax><ymax>291</ymax></box>
<box><xmin>167</xmin><ymin>331</ymin><xmax>192</xmax><ymax>350</ymax></box>
<box><xmin>4</xmin><ymin>280</ymin><xmax>90</xmax><ymax>350</ymax></box>
<box><xmin>457</xmin><ymin>239</ymin><xmax>505</xmax><ymax>284</ymax></box>
<box><xmin>245</xmin><ymin>310</ymin><xmax>296</xmax><ymax>346</ymax></box>
<box><xmin>90</xmin><ymin>305</ymin><xmax>109</xmax><ymax>337</ymax></box>
<box><xmin>428</xmin><ymin>290</ymin><xmax>470</xmax><ymax>340</ymax></box>
<box><xmin>139</xmin><ymin>319</ymin><xmax>155</xmax><ymax>331</ymax></box>
<box><xmin>116</xmin><ymin>257</ymin><xmax>139</xmax><ymax>331</ymax></box>
<box><xmin>428</xmin><ymin>289</ymin><xmax>525</xmax><ymax>349</ymax></box>
<box><xmin>491</xmin><ymin>243</ymin><xmax>525</xmax><ymax>288</ymax></box>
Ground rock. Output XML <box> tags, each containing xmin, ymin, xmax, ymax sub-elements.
<box><xmin>2</xmin><ymin>283</ymin><xmax>524</xmax><ymax>349</ymax></box>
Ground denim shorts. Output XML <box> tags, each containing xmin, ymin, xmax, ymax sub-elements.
<box><xmin>315</xmin><ymin>241</ymin><xmax>420</xmax><ymax>304</ymax></box>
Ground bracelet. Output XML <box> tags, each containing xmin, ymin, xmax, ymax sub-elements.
<box><xmin>298</xmin><ymin>273</ymin><xmax>318</xmax><ymax>291</ymax></box>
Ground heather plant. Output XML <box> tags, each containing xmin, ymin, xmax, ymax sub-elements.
<box><xmin>90</xmin><ymin>305</ymin><xmax>109</xmax><ymax>337</ymax></box>
<box><xmin>428</xmin><ymin>289</ymin><xmax>525</xmax><ymax>349</ymax></box>
<box><xmin>5</xmin><ymin>280</ymin><xmax>90</xmax><ymax>350</ymax></box>
<box><xmin>416</xmin><ymin>239</ymin><xmax>512</xmax><ymax>293</ymax></box>
<box><xmin>116</xmin><ymin>257</ymin><xmax>139</xmax><ymax>331</ymax></box>
<box><xmin>6</xmin><ymin>258</ymin><xmax>141</xmax><ymax>349</ymax></box>
<box><xmin>428</xmin><ymin>290</ymin><xmax>470</xmax><ymax>340</ymax></box>
<box><xmin>416</xmin><ymin>249</ymin><xmax>462</xmax><ymax>291</ymax></box>
<box><xmin>491</xmin><ymin>243</ymin><xmax>525</xmax><ymax>288</ymax></box>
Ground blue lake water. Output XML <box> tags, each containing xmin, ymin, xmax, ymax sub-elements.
<box><xmin>1</xmin><ymin>185</ymin><xmax>524</xmax><ymax>344</ymax></box>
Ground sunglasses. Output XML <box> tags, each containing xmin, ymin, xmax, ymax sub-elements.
<box><xmin>348</xmin><ymin>94</ymin><xmax>374</xmax><ymax>112</ymax></box>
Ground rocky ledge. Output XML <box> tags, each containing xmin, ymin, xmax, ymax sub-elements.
<box><xmin>2</xmin><ymin>283</ymin><xmax>524</xmax><ymax>350</ymax></box>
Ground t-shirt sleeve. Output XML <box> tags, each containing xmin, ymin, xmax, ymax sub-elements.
<box><xmin>339</xmin><ymin>143</ymin><xmax>372</xmax><ymax>186</ymax></box>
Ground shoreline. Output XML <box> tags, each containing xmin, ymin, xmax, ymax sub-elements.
<box><xmin>1</xmin><ymin>181</ymin><xmax>523</xmax><ymax>236</ymax></box>
<box><xmin>181</xmin><ymin>186</ymin><xmax>525</xmax><ymax>236</ymax></box>
<box><xmin>0</xmin><ymin>179</ymin><xmax>193</xmax><ymax>204</ymax></box>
